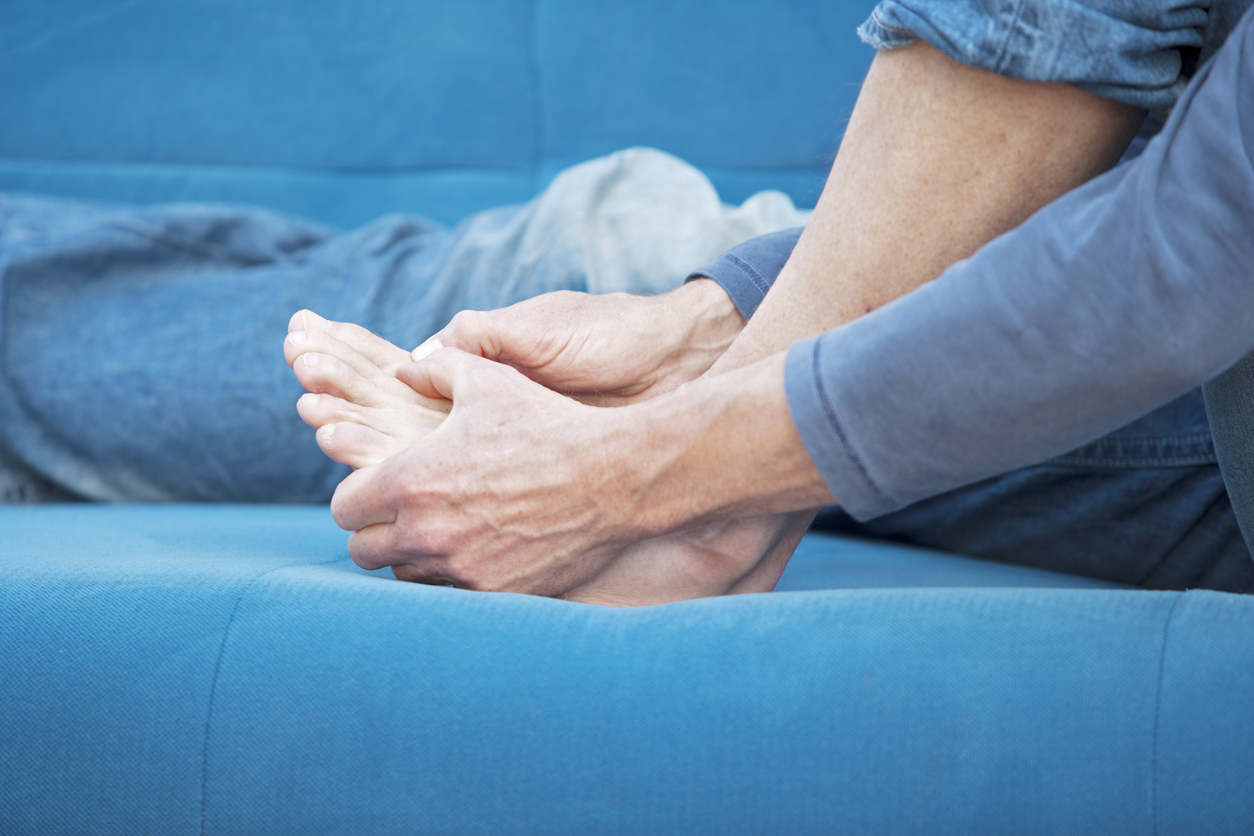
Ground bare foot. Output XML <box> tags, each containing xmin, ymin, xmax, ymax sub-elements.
<box><xmin>557</xmin><ymin>512</ymin><xmax>813</xmax><ymax>607</ymax></box>
<box><xmin>284</xmin><ymin>310</ymin><xmax>451</xmax><ymax>469</ymax></box>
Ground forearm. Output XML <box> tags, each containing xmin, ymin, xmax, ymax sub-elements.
<box><xmin>607</xmin><ymin>354</ymin><xmax>833</xmax><ymax>537</ymax></box>
<box><xmin>707</xmin><ymin>40</ymin><xmax>1142</xmax><ymax>375</ymax></box>
<box><xmin>790</xmin><ymin>16</ymin><xmax>1254</xmax><ymax>519</ymax></box>
<box><xmin>614</xmin><ymin>35</ymin><xmax>1143</xmax><ymax>530</ymax></box>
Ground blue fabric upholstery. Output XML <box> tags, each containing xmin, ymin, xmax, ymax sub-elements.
<box><xmin>0</xmin><ymin>0</ymin><xmax>874</xmax><ymax>227</ymax></box>
<box><xmin>4</xmin><ymin>1</ymin><xmax>1253</xmax><ymax>831</ymax></box>
<box><xmin>5</xmin><ymin>505</ymin><xmax>1252</xmax><ymax>834</ymax></box>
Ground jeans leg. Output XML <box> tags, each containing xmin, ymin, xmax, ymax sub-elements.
<box><xmin>1</xmin><ymin>149</ymin><xmax>796</xmax><ymax>502</ymax></box>
<box><xmin>1203</xmin><ymin>349</ymin><xmax>1254</xmax><ymax>559</ymax></box>
<box><xmin>813</xmin><ymin>388</ymin><xmax>1254</xmax><ymax>592</ymax></box>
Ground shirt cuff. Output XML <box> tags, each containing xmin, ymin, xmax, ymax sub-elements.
<box><xmin>784</xmin><ymin>335</ymin><xmax>895</xmax><ymax>521</ymax></box>
<box><xmin>686</xmin><ymin>227</ymin><xmax>803</xmax><ymax>320</ymax></box>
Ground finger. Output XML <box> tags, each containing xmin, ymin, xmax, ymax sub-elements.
<box><xmin>434</xmin><ymin>309</ymin><xmax>507</xmax><ymax>362</ymax></box>
<box><xmin>345</xmin><ymin>523</ymin><xmax>400</xmax><ymax>571</ymax></box>
<box><xmin>396</xmin><ymin>347</ymin><xmax>486</xmax><ymax>401</ymax></box>
<box><xmin>390</xmin><ymin>561</ymin><xmax>462</xmax><ymax>587</ymax></box>
<box><xmin>330</xmin><ymin>461</ymin><xmax>398</xmax><ymax>533</ymax></box>
<box><xmin>314</xmin><ymin>422</ymin><xmax>399</xmax><ymax>469</ymax></box>
<box><xmin>411</xmin><ymin>335</ymin><xmax>443</xmax><ymax>362</ymax></box>
<box><xmin>345</xmin><ymin>523</ymin><xmax>453</xmax><ymax>577</ymax></box>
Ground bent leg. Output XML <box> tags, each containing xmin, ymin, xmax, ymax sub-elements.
<box><xmin>1204</xmin><ymin>350</ymin><xmax>1254</xmax><ymax>557</ymax></box>
<box><xmin>813</xmin><ymin>389</ymin><xmax>1254</xmax><ymax>593</ymax></box>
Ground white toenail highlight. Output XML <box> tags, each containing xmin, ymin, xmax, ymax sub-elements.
<box><xmin>412</xmin><ymin>336</ymin><xmax>443</xmax><ymax>362</ymax></box>
<box><xmin>299</xmin><ymin>393</ymin><xmax>318</xmax><ymax>407</ymax></box>
<box><xmin>289</xmin><ymin>330</ymin><xmax>307</xmax><ymax>345</ymax></box>
<box><xmin>319</xmin><ymin>424</ymin><xmax>336</xmax><ymax>445</ymax></box>
<box><xmin>301</xmin><ymin>311</ymin><xmax>309</xmax><ymax>330</ymax></box>
<box><xmin>303</xmin><ymin>353</ymin><xmax>321</xmax><ymax>367</ymax></box>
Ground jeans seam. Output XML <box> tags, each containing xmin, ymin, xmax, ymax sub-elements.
<box><xmin>993</xmin><ymin>0</ymin><xmax>1029</xmax><ymax>75</ymax></box>
<box><xmin>1076</xmin><ymin>433</ymin><xmax>1213</xmax><ymax>444</ymax></box>
<box><xmin>868</xmin><ymin>9</ymin><xmax>914</xmax><ymax>37</ymax></box>
<box><xmin>1045</xmin><ymin>455</ymin><xmax>1217</xmax><ymax>469</ymax></box>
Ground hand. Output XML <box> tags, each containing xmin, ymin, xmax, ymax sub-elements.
<box><xmin>330</xmin><ymin>346</ymin><xmax>833</xmax><ymax>600</ymax></box>
<box><xmin>331</xmin><ymin>348</ymin><xmax>641</xmax><ymax>594</ymax></box>
<box><xmin>421</xmin><ymin>279</ymin><xmax>743</xmax><ymax>405</ymax></box>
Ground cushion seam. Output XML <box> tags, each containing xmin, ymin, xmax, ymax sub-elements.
<box><xmin>199</xmin><ymin>558</ymin><xmax>344</xmax><ymax>834</ymax></box>
<box><xmin>1150</xmin><ymin>591</ymin><xmax>1185</xmax><ymax>836</ymax></box>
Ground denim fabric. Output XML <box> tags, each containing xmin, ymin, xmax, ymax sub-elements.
<box><xmin>814</xmin><ymin>389</ymin><xmax>1254</xmax><ymax>592</ymax></box>
<box><xmin>1204</xmin><ymin>350</ymin><xmax>1254</xmax><ymax>556</ymax></box>
<box><xmin>0</xmin><ymin>149</ymin><xmax>807</xmax><ymax>502</ymax></box>
<box><xmin>859</xmin><ymin>0</ymin><xmax>1213</xmax><ymax>113</ymax></box>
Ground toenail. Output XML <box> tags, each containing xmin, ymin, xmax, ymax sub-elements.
<box><xmin>303</xmin><ymin>353</ymin><xmax>321</xmax><ymax>367</ymax></box>
<box><xmin>289</xmin><ymin>331</ymin><xmax>307</xmax><ymax>345</ymax></box>
<box><xmin>318</xmin><ymin>424</ymin><xmax>336</xmax><ymax>445</ymax></box>
<box><xmin>299</xmin><ymin>393</ymin><xmax>318</xmax><ymax>407</ymax></box>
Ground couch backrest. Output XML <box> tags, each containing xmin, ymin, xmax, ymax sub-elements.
<box><xmin>0</xmin><ymin>0</ymin><xmax>876</xmax><ymax>226</ymax></box>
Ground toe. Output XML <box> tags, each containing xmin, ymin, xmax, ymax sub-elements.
<box><xmin>294</xmin><ymin>352</ymin><xmax>384</xmax><ymax>406</ymax></box>
<box><xmin>297</xmin><ymin>391</ymin><xmax>359</xmax><ymax>429</ymax></box>
<box><xmin>322</xmin><ymin>319</ymin><xmax>415</xmax><ymax>374</ymax></box>
<box><xmin>288</xmin><ymin>309</ymin><xmax>314</xmax><ymax>334</ymax></box>
<box><xmin>316</xmin><ymin>422</ymin><xmax>405</xmax><ymax>469</ymax></box>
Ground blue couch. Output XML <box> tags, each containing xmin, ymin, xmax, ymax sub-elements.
<box><xmin>2</xmin><ymin>2</ymin><xmax>1252</xmax><ymax>833</ymax></box>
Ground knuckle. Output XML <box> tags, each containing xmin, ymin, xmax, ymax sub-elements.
<box><xmin>447</xmin><ymin>309</ymin><xmax>483</xmax><ymax>336</ymax></box>
<box><xmin>442</xmin><ymin>555</ymin><xmax>483</xmax><ymax>589</ymax></box>
<box><xmin>347</xmin><ymin>538</ymin><xmax>383</xmax><ymax>571</ymax></box>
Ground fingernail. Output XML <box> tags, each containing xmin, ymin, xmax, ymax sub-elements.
<box><xmin>411</xmin><ymin>336</ymin><xmax>443</xmax><ymax>362</ymax></box>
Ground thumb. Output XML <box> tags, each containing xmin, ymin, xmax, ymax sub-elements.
<box><xmin>423</xmin><ymin>309</ymin><xmax>512</xmax><ymax>364</ymax></box>
<box><xmin>397</xmin><ymin>346</ymin><xmax>483</xmax><ymax>401</ymax></box>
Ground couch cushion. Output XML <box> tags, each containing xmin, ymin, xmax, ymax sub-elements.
<box><xmin>3</xmin><ymin>504</ymin><xmax>1250</xmax><ymax>834</ymax></box>
<box><xmin>0</xmin><ymin>0</ymin><xmax>877</xmax><ymax>226</ymax></box>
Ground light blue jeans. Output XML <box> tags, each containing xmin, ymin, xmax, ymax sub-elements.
<box><xmin>0</xmin><ymin>149</ymin><xmax>807</xmax><ymax>504</ymax></box>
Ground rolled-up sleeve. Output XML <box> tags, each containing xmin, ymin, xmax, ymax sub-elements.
<box><xmin>787</xmin><ymin>7</ymin><xmax>1254</xmax><ymax>520</ymax></box>
<box><xmin>859</xmin><ymin>0</ymin><xmax>1209</xmax><ymax>113</ymax></box>
<box><xmin>687</xmin><ymin>228</ymin><xmax>802</xmax><ymax>320</ymax></box>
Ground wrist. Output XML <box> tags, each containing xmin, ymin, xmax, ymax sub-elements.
<box><xmin>606</xmin><ymin>352</ymin><xmax>834</xmax><ymax>539</ymax></box>
<box><xmin>649</xmin><ymin>278</ymin><xmax>745</xmax><ymax>388</ymax></box>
